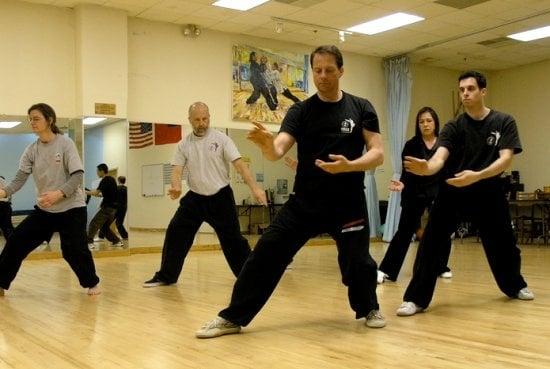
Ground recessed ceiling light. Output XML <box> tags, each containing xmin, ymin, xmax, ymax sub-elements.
<box><xmin>212</xmin><ymin>0</ymin><xmax>270</xmax><ymax>11</ymax></box>
<box><xmin>0</xmin><ymin>121</ymin><xmax>21</xmax><ymax>129</ymax></box>
<box><xmin>508</xmin><ymin>25</ymin><xmax>550</xmax><ymax>42</ymax></box>
<box><xmin>347</xmin><ymin>12</ymin><xmax>424</xmax><ymax>35</ymax></box>
<box><xmin>83</xmin><ymin>117</ymin><xmax>107</xmax><ymax>125</ymax></box>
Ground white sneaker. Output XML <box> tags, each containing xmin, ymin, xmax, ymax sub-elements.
<box><xmin>377</xmin><ymin>270</ymin><xmax>388</xmax><ymax>284</ymax></box>
<box><xmin>439</xmin><ymin>270</ymin><xmax>453</xmax><ymax>279</ymax></box>
<box><xmin>111</xmin><ymin>241</ymin><xmax>124</xmax><ymax>247</ymax></box>
<box><xmin>396</xmin><ymin>301</ymin><xmax>424</xmax><ymax>316</ymax></box>
<box><xmin>365</xmin><ymin>309</ymin><xmax>386</xmax><ymax>328</ymax></box>
<box><xmin>517</xmin><ymin>287</ymin><xmax>534</xmax><ymax>300</ymax></box>
<box><xmin>88</xmin><ymin>243</ymin><xmax>99</xmax><ymax>251</ymax></box>
<box><xmin>196</xmin><ymin>316</ymin><xmax>241</xmax><ymax>339</ymax></box>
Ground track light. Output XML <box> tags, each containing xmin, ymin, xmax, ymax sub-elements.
<box><xmin>275</xmin><ymin>22</ymin><xmax>283</xmax><ymax>34</ymax></box>
<box><xmin>339</xmin><ymin>30</ymin><xmax>345</xmax><ymax>42</ymax></box>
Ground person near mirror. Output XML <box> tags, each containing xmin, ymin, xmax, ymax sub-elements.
<box><xmin>0</xmin><ymin>175</ymin><xmax>15</xmax><ymax>241</ymax></box>
<box><xmin>377</xmin><ymin>107</ymin><xmax>452</xmax><ymax>284</ymax></box>
<box><xmin>0</xmin><ymin>103</ymin><xmax>101</xmax><ymax>296</ymax></box>
<box><xmin>115</xmin><ymin>175</ymin><xmax>128</xmax><ymax>240</ymax></box>
<box><xmin>143</xmin><ymin>101</ymin><xmax>267</xmax><ymax>288</ymax></box>
<box><xmin>196</xmin><ymin>45</ymin><xmax>385</xmax><ymax>338</ymax></box>
<box><xmin>396</xmin><ymin>70</ymin><xmax>534</xmax><ymax>317</ymax></box>
<box><xmin>86</xmin><ymin>163</ymin><xmax>123</xmax><ymax>249</ymax></box>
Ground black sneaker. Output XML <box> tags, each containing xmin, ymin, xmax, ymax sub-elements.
<box><xmin>142</xmin><ymin>276</ymin><xmax>169</xmax><ymax>288</ymax></box>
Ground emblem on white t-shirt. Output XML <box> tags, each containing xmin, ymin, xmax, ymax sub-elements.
<box><xmin>209</xmin><ymin>142</ymin><xmax>220</xmax><ymax>152</ymax></box>
<box><xmin>340</xmin><ymin>118</ymin><xmax>355</xmax><ymax>134</ymax></box>
<box><xmin>486</xmin><ymin>131</ymin><xmax>501</xmax><ymax>146</ymax></box>
<box><xmin>54</xmin><ymin>152</ymin><xmax>62</xmax><ymax>163</ymax></box>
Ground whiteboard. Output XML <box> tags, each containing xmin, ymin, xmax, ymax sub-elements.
<box><xmin>142</xmin><ymin>164</ymin><xmax>164</xmax><ymax>197</ymax></box>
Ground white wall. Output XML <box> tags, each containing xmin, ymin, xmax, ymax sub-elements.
<box><xmin>490</xmin><ymin>61</ymin><xmax>550</xmax><ymax>192</ymax></box>
<box><xmin>103</xmin><ymin>121</ymin><xmax>128</xmax><ymax>177</ymax></box>
<box><xmin>0</xmin><ymin>0</ymin><xmax>76</xmax><ymax>117</ymax></box>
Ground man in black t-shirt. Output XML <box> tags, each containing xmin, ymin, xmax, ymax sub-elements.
<box><xmin>396</xmin><ymin>70</ymin><xmax>534</xmax><ymax>317</ymax></box>
<box><xmin>197</xmin><ymin>45</ymin><xmax>385</xmax><ymax>339</ymax></box>
<box><xmin>86</xmin><ymin>163</ymin><xmax>122</xmax><ymax>248</ymax></box>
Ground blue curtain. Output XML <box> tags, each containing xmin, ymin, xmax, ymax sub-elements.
<box><xmin>364</xmin><ymin>169</ymin><xmax>381</xmax><ymax>238</ymax></box>
<box><xmin>383</xmin><ymin>56</ymin><xmax>412</xmax><ymax>242</ymax></box>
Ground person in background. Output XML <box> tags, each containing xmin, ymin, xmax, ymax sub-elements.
<box><xmin>115</xmin><ymin>176</ymin><xmax>128</xmax><ymax>240</ymax></box>
<box><xmin>0</xmin><ymin>175</ymin><xmax>15</xmax><ymax>241</ymax></box>
<box><xmin>142</xmin><ymin>101</ymin><xmax>267</xmax><ymax>288</ymax></box>
<box><xmin>377</xmin><ymin>107</ymin><xmax>452</xmax><ymax>284</ymax></box>
<box><xmin>86</xmin><ymin>163</ymin><xmax>123</xmax><ymax>249</ymax></box>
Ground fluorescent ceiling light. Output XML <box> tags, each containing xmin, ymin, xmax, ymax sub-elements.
<box><xmin>347</xmin><ymin>12</ymin><xmax>424</xmax><ymax>35</ymax></box>
<box><xmin>0</xmin><ymin>121</ymin><xmax>21</xmax><ymax>129</ymax></box>
<box><xmin>508</xmin><ymin>25</ymin><xmax>550</xmax><ymax>41</ymax></box>
<box><xmin>83</xmin><ymin>117</ymin><xmax>107</xmax><ymax>125</ymax></box>
<box><xmin>212</xmin><ymin>0</ymin><xmax>269</xmax><ymax>11</ymax></box>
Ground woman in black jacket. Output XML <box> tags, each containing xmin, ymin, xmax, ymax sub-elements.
<box><xmin>378</xmin><ymin>107</ymin><xmax>452</xmax><ymax>283</ymax></box>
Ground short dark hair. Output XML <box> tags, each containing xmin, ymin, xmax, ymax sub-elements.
<box><xmin>310</xmin><ymin>45</ymin><xmax>343</xmax><ymax>69</ymax></box>
<box><xmin>118</xmin><ymin>176</ymin><xmax>126</xmax><ymax>184</ymax></box>
<box><xmin>28</xmin><ymin>103</ymin><xmax>61</xmax><ymax>134</ymax></box>
<box><xmin>458</xmin><ymin>70</ymin><xmax>487</xmax><ymax>89</ymax></box>
<box><xmin>415</xmin><ymin>106</ymin><xmax>440</xmax><ymax>138</ymax></box>
<box><xmin>97</xmin><ymin>163</ymin><xmax>109</xmax><ymax>173</ymax></box>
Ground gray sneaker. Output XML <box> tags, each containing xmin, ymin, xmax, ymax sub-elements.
<box><xmin>365</xmin><ymin>309</ymin><xmax>386</xmax><ymax>328</ymax></box>
<box><xmin>396</xmin><ymin>301</ymin><xmax>424</xmax><ymax>316</ymax></box>
<box><xmin>517</xmin><ymin>287</ymin><xmax>535</xmax><ymax>300</ymax></box>
<box><xmin>196</xmin><ymin>316</ymin><xmax>241</xmax><ymax>338</ymax></box>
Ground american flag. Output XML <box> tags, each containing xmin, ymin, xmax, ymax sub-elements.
<box><xmin>129</xmin><ymin>122</ymin><xmax>153</xmax><ymax>149</ymax></box>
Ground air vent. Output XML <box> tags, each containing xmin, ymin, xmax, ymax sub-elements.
<box><xmin>434</xmin><ymin>0</ymin><xmax>490</xmax><ymax>9</ymax></box>
<box><xmin>274</xmin><ymin>0</ymin><xmax>325</xmax><ymax>8</ymax></box>
<box><xmin>478</xmin><ymin>37</ymin><xmax>522</xmax><ymax>48</ymax></box>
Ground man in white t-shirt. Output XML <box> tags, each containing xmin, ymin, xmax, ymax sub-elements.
<box><xmin>143</xmin><ymin>102</ymin><xmax>267</xmax><ymax>287</ymax></box>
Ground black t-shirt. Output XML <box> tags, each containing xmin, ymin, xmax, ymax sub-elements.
<box><xmin>400</xmin><ymin>135</ymin><xmax>440</xmax><ymax>203</ymax></box>
<box><xmin>117</xmin><ymin>184</ymin><xmax>127</xmax><ymax>209</ymax></box>
<box><xmin>97</xmin><ymin>175</ymin><xmax>118</xmax><ymax>209</ymax></box>
<box><xmin>439</xmin><ymin>110</ymin><xmax>522</xmax><ymax>180</ymax></box>
<box><xmin>280</xmin><ymin>92</ymin><xmax>379</xmax><ymax>197</ymax></box>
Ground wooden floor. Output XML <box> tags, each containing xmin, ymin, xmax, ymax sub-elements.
<box><xmin>0</xmin><ymin>240</ymin><xmax>549</xmax><ymax>369</ymax></box>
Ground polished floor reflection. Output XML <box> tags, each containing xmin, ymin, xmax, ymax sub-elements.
<box><xmin>0</xmin><ymin>240</ymin><xmax>548</xmax><ymax>368</ymax></box>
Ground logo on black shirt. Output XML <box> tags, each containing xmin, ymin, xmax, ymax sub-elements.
<box><xmin>340</xmin><ymin>118</ymin><xmax>355</xmax><ymax>134</ymax></box>
<box><xmin>486</xmin><ymin>131</ymin><xmax>501</xmax><ymax>146</ymax></box>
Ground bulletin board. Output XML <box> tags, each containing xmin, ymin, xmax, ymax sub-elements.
<box><xmin>142</xmin><ymin>164</ymin><xmax>164</xmax><ymax>197</ymax></box>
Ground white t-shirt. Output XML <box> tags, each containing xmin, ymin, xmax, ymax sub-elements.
<box><xmin>172</xmin><ymin>128</ymin><xmax>241</xmax><ymax>196</ymax></box>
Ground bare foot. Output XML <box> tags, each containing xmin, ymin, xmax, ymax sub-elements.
<box><xmin>87</xmin><ymin>284</ymin><xmax>101</xmax><ymax>295</ymax></box>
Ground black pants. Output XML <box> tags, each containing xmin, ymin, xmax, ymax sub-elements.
<box><xmin>0</xmin><ymin>206</ymin><xmax>100</xmax><ymax>290</ymax></box>
<box><xmin>246</xmin><ymin>86</ymin><xmax>277</xmax><ymax>110</ymax></box>
<box><xmin>87</xmin><ymin>206</ymin><xmax>119</xmax><ymax>244</ymax></box>
<box><xmin>154</xmin><ymin>186</ymin><xmax>251</xmax><ymax>283</ymax></box>
<box><xmin>115</xmin><ymin>207</ymin><xmax>128</xmax><ymax>239</ymax></box>
<box><xmin>404</xmin><ymin>181</ymin><xmax>527</xmax><ymax>308</ymax></box>
<box><xmin>219</xmin><ymin>192</ymin><xmax>379</xmax><ymax>326</ymax></box>
<box><xmin>0</xmin><ymin>202</ymin><xmax>14</xmax><ymax>240</ymax></box>
<box><xmin>282</xmin><ymin>89</ymin><xmax>300</xmax><ymax>103</ymax></box>
<box><xmin>379</xmin><ymin>196</ymin><xmax>451</xmax><ymax>281</ymax></box>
